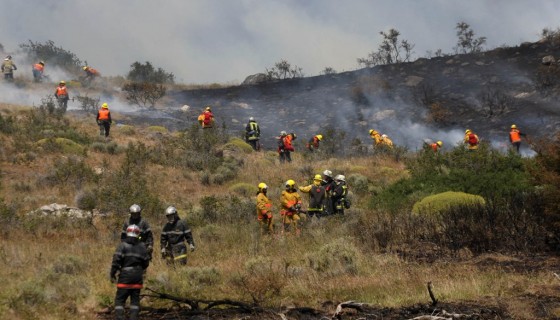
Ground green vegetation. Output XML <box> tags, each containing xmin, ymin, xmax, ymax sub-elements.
<box><xmin>412</xmin><ymin>191</ymin><xmax>485</xmax><ymax>215</ymax></box>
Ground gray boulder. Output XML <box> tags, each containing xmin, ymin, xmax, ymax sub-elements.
<box><xmin>242</xmin><ymin>73</ymin><xmax>268</xmax><ymax>85</ymax></box>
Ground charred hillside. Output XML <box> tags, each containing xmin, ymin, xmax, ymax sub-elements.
<box><xmin>165</xmin><ymin>40</ymin><xmax>560</xmax><ymax>150</ymax></box>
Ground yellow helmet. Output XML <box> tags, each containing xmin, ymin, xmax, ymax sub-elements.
<box><xmin>465</xmin><ymin>129</ymin><xmax>471</xmax><ymax>134</ymax></box>
<box><xmin>258</xmin><ymin>182</ymin><xmax>268</xmax><ymax>191</ymax></box>
<box><xmin>511</xmin><ymin>124</ymin><xmax>517</xmax><ymax>129</ymax></box>
<box><xmin>369</xmin><ymin>129</ymin><xmax>374</xmax><ymax>134</ymax></box>
<box><xmin>316</xmin><ymin>134</ymin><xmax>323</xmax><ymax>141</ymax></box>
<box><xmin>59</xmin><ymin>80</ymin><xmax>65</xmax><ymax>85</ymax></box>
<box><xmin>313</xmin><ymin>174</ymin><xmax>322</xmax><ymax>181</ymax></box>
<box><xmin>436</xmin><ymin>141</ymin><xmax>443</xmax><ymax>147</ymax></box>
<box><xmin>82</xmin><ymin>66</ymin><xmax>88</xmax><ymax>71</ymax></box>
<box><xmin>102</xmin><ymin>103</ymin><xmax>108</xmax><ymax>109</ymax></box>
<box><xmin>285</xmin><ymin>179</ymin><xmax>296</xmax><ymax>188</ymax></box>
<box><xmin>205</xmin><ymin>106</ymin><xmax>211</xmax><ymax>111</ymax></box>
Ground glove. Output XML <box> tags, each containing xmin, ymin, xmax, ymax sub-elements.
<box><xmin>96</xmin><ymin>120</ymin><xmax>101</xmax><ymax>125</ymax></box>
<box><xmin>110</xmin><ymin>274</ymin><xmax>117</xmax><ymax>284</ymax></box>
<box><xmin>189</xmin><ymin>244</ymin><xmax>196</xmax><ymax>252</ymax></box>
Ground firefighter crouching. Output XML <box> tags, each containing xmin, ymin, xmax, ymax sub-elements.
<box><xmin>161</xmin><ymin>206</ymin><xmax>195</xmax><ymax>265</ymax></box>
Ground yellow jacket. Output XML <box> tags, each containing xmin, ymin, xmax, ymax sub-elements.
<box><xmin>280</xmin><ymin>190</ymin><xmax>302</xmax><ymax>216</ymax></box>
<box><xmin>256</xmin><ymin>192</ymin><xmax>272</xmax><ymax>220</ymax></box>
<box><xmin>370</xmin><ymin>131</ymin><xmax>382</xmax><ymax>145</ymax></box>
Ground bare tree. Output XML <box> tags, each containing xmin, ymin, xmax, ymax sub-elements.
<box><xmin>321</xmin><ymin>67</ymin><xmax>337</xmax><ymax>75</ymax></box>
<box><xmin>454</xmin><ymin>22</ymin><xmax>486</xmax><ymax>54</ymax></box>
<box><xmin>122</xmin><ymin>82</ymin><xmax>166</xmax><ymax>109</ymax></box>
<box><xmin>358</xmin><ymin>28</ymin><xmax>415</xmax><ymax>67</ymax></box>
<box><xmin>265</xmin><ymin>59</ymin><xmax>304</xmax><ymax>80</ymax></box>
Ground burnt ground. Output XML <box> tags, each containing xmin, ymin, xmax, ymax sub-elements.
<box><xmin>96</xmin><ymin>255</ymin><xmax>560</xmax><ymax>320</ymax></box>
<box><xmin>120</xmin><ymin>39</ymin><xmax>560</xmax><ymax>152</ymax></box>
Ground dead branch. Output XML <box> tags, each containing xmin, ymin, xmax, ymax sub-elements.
<box><xmin>332</xmin><ymin>300</ymin><xmax>374</xmax><ymax>319</ymax></box>
<box><xmin>427</xmin><ymin>281</ymin><xmax>438</xmax><ymax>306</ymax></box>
<box><xmin>553</xmin><ymin>272</ymin><xmax>560</xmax><ymax>281</ymax></box>
<box><xmin>408</xmin><ymin>309</ymin><xmax>479</xmax><ymax>320</ymax></box>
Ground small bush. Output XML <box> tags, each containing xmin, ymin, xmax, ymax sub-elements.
<box><xmin>412</xmin><ymin>191</ymin><xmax>485</xmax><ymax>216</ymax></box>
<box><xmin>147</xmin><ymin>126</ymin><xmax>168</xmax><ymax>133</ymax></box>
<box><xmin>306</xmin><ymin>238</ymin><xmax>360</xmax><ymax>276</ymax></box>
<box><xmin>229</xmin><ymin>183</ymin><xmax>256</xmax><ymax>197</ymax></box>
<box><xmin>230</xmin><ymin>256</ymin><xmax>287</xmax><ymax>304</ymax></box>
<box><xmin>50</xmin><ymin>255</ymin><xmax>86</xmax><ymax>275</ymax></box>
<box><xmin>36</xmin><ymin>138</ymin><xmax>85</xmax><ymax>155</ymax></box>
<box><xmin>225</xmin><ymin>138</ymin><xmax>253</xmax><ymax>154</ymax></box>
<box><xmin>347</xmin><ymin>173</ymin><xmax>369</xmax><ymax>195</ymax></box>
<box><xmin>118</xmin><ymin>125</ymin><xmax>136</xmax><ymax>135</ymax></box>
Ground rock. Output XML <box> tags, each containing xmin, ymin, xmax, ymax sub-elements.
<box><xmin>181</xmin><ymin>105</ymin><xmax>190</xmax><ymax>112</ymax></box>
<box><xmin>242</xmin><ymin>73</ymin><xmax>268</xmax><ymax>85</ymax></box>
<box><xmin>542</xmin><ymin>55</ymin><xmax>555</xmax><ymax>65</ymax></box>
<box><xmin>31</xmin><ymin>203</ymin><xmax>95</xmax><ymax>219</ymax></box>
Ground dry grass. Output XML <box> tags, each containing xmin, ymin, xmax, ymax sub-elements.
<box><xmin>0</xmin><ymin>104</ymin><xmax>558</xmax><ymax>319</ymax></box>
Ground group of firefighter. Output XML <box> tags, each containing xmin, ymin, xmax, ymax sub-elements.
<box><xmin>257</xmin><ymin>169</ymin><xmax>350</xmax><ymax>236</ymax></box>
<box><xmin>109</xmin><ymin>204</ymin><xmax>196</xmax><ymax>320</ymax></box>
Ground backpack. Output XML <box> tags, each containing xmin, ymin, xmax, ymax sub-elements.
<box><xmin>468</xmin><ymin>133</ymin><xmax>478</xmax><ymax>145</ymax></box>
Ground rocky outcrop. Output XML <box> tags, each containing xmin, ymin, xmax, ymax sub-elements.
<box><xmin>28</xmin><ymin>203</ymin><xmax>99</xmax><ymax>219</ymax></box>
<box><xmin>242</xmin><ymin>73</ymin><xmax>268</xmax><ymax>85</ymax></box>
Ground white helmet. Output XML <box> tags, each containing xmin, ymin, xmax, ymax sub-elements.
<box><xmin>249</xmin><ymin>117</ymin><xmax>254</xmax><ymax>121</ymax></box>
<box><xmin>129</xmin><ymin>204</ymin><xmax>142</xmax><ymax>214</ymax></box>
<box><xmin>382</xmin><ymin>134</ymin><xmax>388</xmax><ymax>138</ymax></box>
<box><xmin>322</xmin><ymin>170</ymin><xmax>332</xmax><ymax>178</ymax></box>
<box><xmin>126</xmin><ymin>224</ymin><xmax>141</xmax><ymax>238</ymax></box>
<box><xmin>165</xmin><ymin>206</ymin><xmax>177</xmax><ymax>216</ymax></box>
<box><xmin>280</xmin><ymin>130</ymin><xmax>287</xmax><ymax>136</ymax></box>
<box><xmin>334</xmin><ymin>174</ymin><xmax>346</xmax><ymax>182</ymax></box>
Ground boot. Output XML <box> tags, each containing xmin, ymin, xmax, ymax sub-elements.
<box><xmin>115</xmin><ymin>307</ymin><xmax>125</xmax><ymax>320</ymax></box>
<box><xmin>129</xmin><ymin>306</ymin><xmax>140</xmax><ymax>320</ymax></box>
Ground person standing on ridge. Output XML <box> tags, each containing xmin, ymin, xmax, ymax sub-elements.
<box><xmin>245</xmin><ymin>117</ymin><xmax>261</xmax><ymax>151</ymax></box>
<box><xmin>307</xmin><ymin>134</ymin><xmax>323</xmax><ymax>152</ymax></box>
<box><xmin>32</xmin><ymin>61</ymin><xmax>45</xmax><ymax>82</ymax></box>
<box><xmin>1</xmin><ymin>55</ymin><xmax>17</xmax><ymax>80</ymax></box>
<box><xmin>160</xmin><ymin>206</ymin><xmax>195</xmax><ymax>266</ymax></box>
<box><xmin>256</xmin><ymin>182</ymin><xmax>274</xmax><ymax>235</ymax></box>
<box><xmin>280</xmin><ymin>179</ymin><xmax>303</xmax><ymax>235</ymax></box>
<box><xmin>509</xmin><ymin>124</ymin><xmax>526</xmax><ymax>153</ymax></box>
<box><xmin>110</xmin><ymin>224</ymin><xmax>150</xmax><ymax>320</ymax></box>
<box><xmin>299</xmin><ymin>174</ymin><xmax>326</xmax><ymax>220</ymax></box>
<box><xmin>96</xmin><ymin>103</ymin><xmax>112</xmax><ymax>138</ymax></box>
<box><xmin>464</xmin><ymin>129</ymin><xmax>480</xmax><ymax>151</ymax></box>
<box><xmin>120</xmin><ymin>204</ymin><xmax>154</xmax><ymax>260</ymax></box>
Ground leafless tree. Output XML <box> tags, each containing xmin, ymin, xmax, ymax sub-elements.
<box><xmin>454</xmin><ymin>22</ymin><xmax>486</xmax><ymax>54</ymax></box>
<box><xmin>358</xmin><ymin>28</ymin><xmax>415</xmax><ymax>67</ymax></box>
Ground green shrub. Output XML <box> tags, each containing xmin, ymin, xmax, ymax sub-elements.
<box><xmin>347</xmin><ymin>173</ymin><xmax>369</xmax><ymax>195</ymax></box>
<box><xmin>225</xmin><ymin>137</ymin><xmax>253</xmax><ymax>154</ymax></box>
<box><xmin>36</xmin><ymin>138</ymin><xmax>85</xmax><ymax>155</ymax></box>
<box><xmin>229</xmin><ymin>183</ymin><xmax>256</xmax><ymax>197</ymax></box>
<box><xmin>306</xmin><ymin>237</ymin><xmax>360</xmax><ymax>276</ymax></box>
<box><xmin>50</xmin><ymin>255</ymin><xmax>86</xmax><ymax>275</ymax></box>
<box><xmin>230</xmin><ymin>256</ymin><xmax>287</xmax><ymax>304</ymax></box>
<box><xmin>42</xmin><ymin>156</ymin><xmax>95</xmax><ymax>188</ymax></box>
<box><xmin>118</xmin><ymin>125</ymin><xmax>136</xmax><ymax>135</ymax></box>
<box><xmin>147</xmin><ymin>125</ymin><xmax>168</xmax><ymax>133</ymax></box>
<box><xmin>412</xmin><ymin>191</ymin><xmax>485</xmax><ymax>216</ymax></box>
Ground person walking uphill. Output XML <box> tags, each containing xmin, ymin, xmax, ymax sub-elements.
<box><xmin>464</xmin><ymin>129</ymin><xmax>479</xmax><ymax>151</ymax></box>
<box><xmin>307</xmin><ymin>134</ymin><xmax>323</xmax><ymax>152</ymax></box>
<box><xmin>299</xmin><ymin>174</ymin><xmax>326</xmax><ymax>220</ymax></box>
<box><xmin>121</xmin><ymin>204</ymin><xmax>154</xmax><ymax>260</ymax></box>
<box><xmin>256</xmin><ymin>182</ymin><xmax>274</xmax><ymax>235</ymax></box>
<box><xmin>110</xmin><ymin>224</ymin><xmax>150</xmax><ymax>320</ymax></box>
<box><xmin>245</xmin><ymin>117</ymin><xmax>261</xmax><ymax>151</ymax></box>
<box><xmin>161</xmin><ymin>206</ymin><xmax>195</xmax><ymax>266</ymax></box>
<box><xmin>198</xmin><ymin>106</ymin><xmax>214</xmax><ymax>128</ymax></box>
<box><xmin>278</xmin><ymin>131</ymin><xmax>296</xmax><ymax>163</ymax></box>
<box><xmin>509</xmin><ymin>124</ymin><xmax>526</xmax><ymax>153</ymax></box>
<box><xmin>1</xmin><ymin>55</ymin><xmax>17</xmax><ymax>80</ymax></box>
<box><xmin>280</xmin><ymin>179</ymin><xmax>303</xmax><ymax>235</ymax></box>
<box><xmin>96</xmin><ymin>103</ymin><xmax>113</xmax><ymax>138</ymax></box>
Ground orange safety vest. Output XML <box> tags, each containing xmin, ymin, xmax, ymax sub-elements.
<box><xmin>510</xmin><ymin>129</ymin><xmax>521</xmax><ymax>143</ymax></box>
<box><xmin>431</xmin><ymin>143</ymin><xmax>439</xmax><ymax>152</ymax></box>
<box><xmin>56</xmin><ymin>86</ymin><xmax>67</xmax><ymax>96</ymax></box>
<box><xmin>98</xmin><ymin>108</ymin><xmax>110</xmax><ymax>120</ymax></box>
<box><xmin>33</xmin><ymin>63</ymin><xmax>44</xmax><ymax>72</ymax></box>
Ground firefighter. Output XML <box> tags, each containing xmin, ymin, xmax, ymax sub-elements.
<box><xmin>464</xmin><ymin>129</ymin><xmax>480</xmax><ymax>151</ymax></box>
<box><xmin>509</xmin><ymin>124</ymin><xmax>526</xmax><ymax>153</ymax></box>
<box><xmin>280</xmin><ymin>179</ymin><xmax>303</xmax><ymax>235</ymax></box>
<box><xmin>307</xmin><ymin>134</ymin><xmax>323</xmax><ymax>152</ymax></box>
<box><xmin>54</xmin><ymin>80</ymin><xmax>70</xmax><ymax>111</ymax></box>
<box><xmin>331</xmin><ymin>174</ymin><xmax>349</xmax><ymax>215</ymax></box>
<box><xmin>1</xmin><ymin>55</ymin><xmax>17</xmax><ymax>80</ymax></box>
<box><xmin>256</xmin><ymin>182</ymin><xmax>274</xmax><ymax>235</ymax></box>
<box><xmin>109</xmin><ymin>224</ymin><xmax>150</xmax><ymax>320</ymax></box>
<box><xmin>82</xmin><ymin>66</ymin><xmax>100</xmax><ymax>84</ymax></box>
<box><xmin>299</xmin><ymin>174</ymin><xmax>326</xmax><ymax>220</ymax></box>
<box><xmin>369</xmin><ymin>129</ymin><xmax>382</xmax><ymax>147</ymax></box>
<box><xmin>431</xmin><ymin>140</ymin><xmax>443</xmax><ymax>152</ymax></box>
<box><xmin>32</xmin><ymin>61</ymin><xmax>45</xmax><ymax>82</ymax></box>
<box><xmin>96</xmin><ymin>103</ymin><xmax>112</xmax><ymax>138</ymax></box>
<box><xmin>160</xmin><ymin>206</ymin><xmax>195</xmax><ymax>266</ymax></box>
<box><xmin>198</xmin><ymin>106</ymin><xmax>214</xmax><ymax>128</ymax></box>
<box><xmin>278</xmin><ymin>131</ymin><xmax>295</xmax><ymax>163</ymax></box>
<box><xmin>321</xmin><ymin>169</ymin><xmax>335</xmax><ymax>216</ymax></box>
<box><xmin>245</xmin><ymin>117</ymin><xmax>261</xmax><ymax>151</ymax></box>
<box><xmin>380</xmin><ymin>134</ymin><xmax>394</xmax><ymax>148</ymax></box>
<box><xmin>120</xmin><ymin>204</ymin><xmax>154</xmax><ymax>260</ymax></box>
